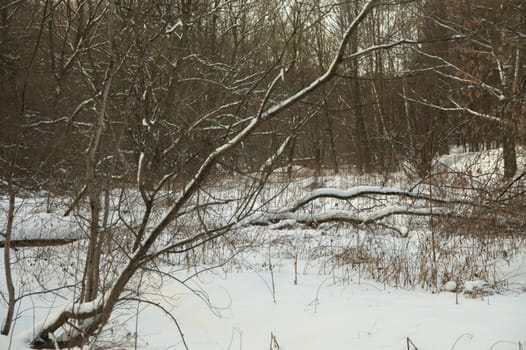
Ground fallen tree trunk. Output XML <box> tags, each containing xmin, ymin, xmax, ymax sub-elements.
<box><xmin>250</xmin><ymin>185</ymin><xmax>525</xmax><ymax>236</ymax></box>
<box><xmin>253</xmin><ymin>206</ymin><xmax>451</xmax><ymax>227</ymax></box>
<box><xmin>0</xmin><ymin>238</ymin><xmax>80</xmax><ymax>248</ymax></box>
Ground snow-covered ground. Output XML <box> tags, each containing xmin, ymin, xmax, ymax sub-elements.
<box><xmin>1</xmin><ymin>224</ymin><xmax>525</xmax><ymax>350</ymax></box>
<box><xmin>2</xmin><ymin>258</ymin><xmax>525</xmax><ymax>350</ymax></box>
<box><xmin>2</xmin><ymin>224</ymin><xmax>526</xmax><ymax>350</ymax></box>
<box><xmin>1</xmin><ymin>147</ymin><xmax>526</xmax><ymax>349</ymax></box>
<box><xmin>139</xmin><ymin>266</ymin><xmax>526</xmax><ymax>350</ymax></box>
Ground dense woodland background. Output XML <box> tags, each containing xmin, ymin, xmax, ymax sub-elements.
<box><xmin>1</xmin><ymin>0</ymin><xmax>524</xmax><ymax>192</ymax></box>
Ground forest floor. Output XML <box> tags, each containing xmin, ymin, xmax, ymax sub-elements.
<box><xmin>1</xmin><ymin>148</ymin><xmax>526</xmax><ymax>349</ymax></box>
<box><xmin>1</xmin><ymin>242</ymin><xmax>525</xmax><ymax>350</ymax></box>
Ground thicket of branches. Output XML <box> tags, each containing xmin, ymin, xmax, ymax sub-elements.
<box><xmin>0</xmin><ymin>0</ymin><xmax>525</xmax><ymax>349</ymax></box>
<box><xmin>2</xmin><ymin>0</ymin><xmax>523</xmax><ymax>191</ymax></box>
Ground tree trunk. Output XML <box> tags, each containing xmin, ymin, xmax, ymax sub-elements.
<box><xmin>349</xmin><ymin>19</ymin><xmax>370</xmax><ymax>173</ymax></box>
<box><xmin>1</xmin><ymin>186</ymin><xmax>16</xmax><ymax>335</ymax></box>
<box><xmin>501</xmin><ymin>100</ymin><xmax>517</xmax><ymax>179</ymax></box>
<box><xmin>502</xmin><ymin>125</ymin><xmax>517</xmax><ymax>179</ymax></box>
<box><xmin>324</xmin><ymin>100</ymin><xmax>339</xmax><ymax>174</ymax></box>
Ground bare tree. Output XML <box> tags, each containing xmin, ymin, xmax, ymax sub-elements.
<box><xmin>0</xmin><ymin>1</ymin><xmax>423</xmax><ymax>348</ymax></box>
<box><xmin>20</xmin><ymin>1</ymin><xmax>420</xmax><ymax>348</ymax></box>
<box><xmin>410</xmin><ymin>0</ymin><xmax>526</xmax><ymax>178</ymax></box>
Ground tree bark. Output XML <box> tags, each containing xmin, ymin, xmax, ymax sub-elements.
<box><xmin>348</xmin><ymin>5</ymin><xmax>371</xmax><ymax>173</ymax></box>
<box><xmin>502</xmin><ymin>124</ymin><xmax>517</xmax><ymax>179</ymax></box>
<box><xmin>500</xmin><ymin>99</ymin><xmax>517</xmax><ymax>179</ymax></box>
<box><xmin>1</xmin><ymin>186</ymin><xmax>16</xmax><ymax>335</ymax></box>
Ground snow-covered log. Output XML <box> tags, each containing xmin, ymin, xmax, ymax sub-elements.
<box><xmin>0</xmin><ymin>238</ymin><xmax>79</xmax><ymax>248</ymax></box>
<box><xmin>247</xmin><ymin>185</ymin><xmax>476</xmax><ymax>229</ymax></box>
<box><xmin>253</xmin><ymin>206</ymin><xmax>451</xmax><ymax>227</ymax></box>
<box><xmin>0</xmin><ymin>212</ymin><xmax>84</xmax><ymax>248</ymax></box>
<box><xmin>286</xmin><ymin>186</ymin><xmax>474</xmax><ymax>213</ymax></box>
<box><xmin>251</xmin><ymin>184</ymin><xmax>525</xmax><ymax>233</ymax></box>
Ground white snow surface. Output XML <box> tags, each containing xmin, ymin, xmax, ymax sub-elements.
<box><xmin>1</xmin><ymin>146</ymin><xmax>526</xmax><ymax>349</ymax></box>
<box><xmin>1</xmin><ymin>258</ymin><xmax>525</xmax><ymax>350</ymax></box>
<box><xmin>464</xmin><ymin>280</ymin><xmax>491</xmax><ymax>293</ymax></box>
<box><xmin>101</xmin><ymin>257</ymin><xmax>524</xmax><ymax>350</ymax></box>
<box><xmin>443</xmin><ymin>280</ymin><xmax>458</xmax><ymax>292</ymax></box>
<box><xmin>153</xmin><ymin>269</ymin><xmax>525</xmax><ymax>350</ymax></box>
<box><xmin>433</xmin><ymin>146</ymin><xmax>526</xmax><ymax>181</ymax></box>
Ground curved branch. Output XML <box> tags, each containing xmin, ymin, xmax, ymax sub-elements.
<box><xmin>285</xmin><ymin>186</ymin><xmax>476</xmax><ymax>213</ymax></box>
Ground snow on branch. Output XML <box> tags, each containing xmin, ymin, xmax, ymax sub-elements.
<box><xmin>346</xmin><ymin>38</ymin><xmax>417</xmax><ymax>61</ymax></box>
<box><xmin>285</xmin><ymin>186</ymin><xmax>474</xmax><ymax>213</ymax></box>
<box><xmin>402</xmin><ymin>95</ymin><xmax>506</xmax><ymax>125</ymax></box>
<box><xmin>414</xmin><ymin>49</ymin><xmax>506</xmax><ymax>101</ymax></box>
<box><xmin>246</xmin><ymin>185</ymin><xmax>485</xmax><ymax>230</ymax></box>
<box><xmin>29</xmin><ymin>295</ymin><xmax>107</xmax><ymax>348</ymax></box>
<box><xmin>137</xmin><ymin>0</ymin><xmax>381</xmax><ymax>253</ymax></box>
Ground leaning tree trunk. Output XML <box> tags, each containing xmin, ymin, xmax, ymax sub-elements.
<box><xmin>82</xmin><ymin>63</ymin><xmax>114</xmax><ymax>302</ymax></box>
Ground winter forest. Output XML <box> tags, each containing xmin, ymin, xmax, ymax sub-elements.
<box><xmin>1</xmin><ymin>0</ymin><xmax>525</xmax><ymax>349</ymax></box>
